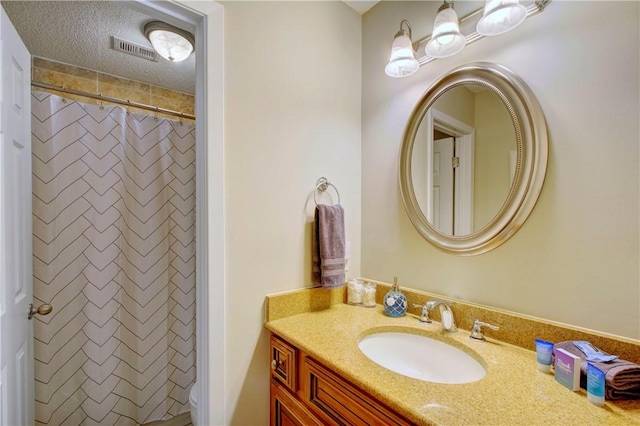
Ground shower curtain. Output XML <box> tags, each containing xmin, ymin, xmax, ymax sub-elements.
<box><xmin>31</xmin><ymin>91</ymin><xmax>196</xmax><ymax>425</ymax></box>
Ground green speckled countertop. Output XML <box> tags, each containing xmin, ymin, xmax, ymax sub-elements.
<box><xmin>265</xmin><ymin>303</ymin><xmax>640</xmax><ymax>425</ymax></box>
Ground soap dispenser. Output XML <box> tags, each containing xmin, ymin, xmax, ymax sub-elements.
<box><xmin>383</xmin><ymin>277</ymin><xmax>407</xmax><ymax>317</ymax></box>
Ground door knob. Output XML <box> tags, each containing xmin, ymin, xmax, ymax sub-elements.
<box><xmin>28</xmin><ymin>303</ymin><xmax>53</xmax><ymax>320</ymax></box>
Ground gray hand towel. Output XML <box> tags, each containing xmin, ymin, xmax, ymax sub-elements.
<box><xmin>312</xmin><ymin>204</ymin><xmax>345</xmax><ymax>289</ymax></box>
<box><xmin>554</xmin><ymin>341</ymin><xmax>640</xmax><ymax>400</ymax></box>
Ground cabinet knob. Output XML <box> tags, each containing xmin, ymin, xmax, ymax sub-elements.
<box><xmin>271</xmin><ymin>359</ymin><xmax>283</xmax><ymax>370</ymax></box>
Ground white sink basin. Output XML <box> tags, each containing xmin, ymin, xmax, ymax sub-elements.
<box><xmin>358</xmin><ymin>332</ymin><xmax>486</xmax><ymax>384</ymax></box>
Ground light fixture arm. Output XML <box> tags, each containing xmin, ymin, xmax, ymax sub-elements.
<box><xmin>397</xmin><ymin>19</ymin><xmax>417</xmax><ymax>52</ymax></box>
<box><xmin>533</xmin><ymin>0</ymin><xmax>551</xmax><ymax>12</ymax></box>
<box><xmin>438</xmin><ymin>0</ymin><xmax>455</xmax><ymax>13</ymax></box>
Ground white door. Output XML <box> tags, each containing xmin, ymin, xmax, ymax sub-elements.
<box><xmin>432</xmin><ymin>137</ymin><xmax>454</xmax><ymax>234</ymax></box>
<box><xmin>1</xmin><ymin>7</ymin><xmax>35</xmax><ymax>425</ymax></box>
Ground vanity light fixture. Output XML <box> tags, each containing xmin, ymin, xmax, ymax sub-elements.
<box><xmin>144</xmin><ymin>21</ymin><xmax>194</xmax><ymax>62</ymax></box>
<box><xmin>385</xmin><ymin>20</ymin><xmax>420</xmax><ymax>78</ymax></box>
<box><xmin>425</xmin><ymin>1</ymin><xmax>466</xmax><ymax>59</ymax></box>
<box><xmin>477</xmin><ymin>0</ymin><xmax>527</xmax><ymax>36</ymax></box>
<box><xmin>385</xmin><ymin>0</ymin><xmax>551</xmax><ymax>78</ymax></box>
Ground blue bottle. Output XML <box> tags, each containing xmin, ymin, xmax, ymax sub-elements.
<box><xmin>587</xmin><ymin>363</ymin><xmax>605</xmax><ymax>406</ymax></box>
<box><xmin>384</xmin><ymin>277</ymin><xmax>407</xmax><ymax>317</ymax></box>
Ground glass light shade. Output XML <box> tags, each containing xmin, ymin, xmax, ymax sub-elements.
<box><xmin>425</xmin><ymin>6</ymin><xmax>466</xmax><ymax>58</ymax></box>
<box><xmin>385</xmin><ymin>32</ymin><xmax>419</xmax><ymax>78</ymax></box>
<box><xmin>476</xmin><ymin>0</ymin><xmax>527</xmax><ymax>36</ymax></box>
<box><xmin>144</xmin><ymin>21</ymin><xmax>195</xmax><ymax>63</ymax></box>
<box><xmin>148</xmin><ymin>29</ymin><xmax>193</xmax><ymax>62</ymax></box>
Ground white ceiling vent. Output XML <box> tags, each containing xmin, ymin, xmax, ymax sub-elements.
<box><xmin>111</xmin><ymin>36</ymin><xmax>159</xmax><ymax>62</ymax></box>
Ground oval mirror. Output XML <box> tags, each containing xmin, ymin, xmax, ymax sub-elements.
<box><xmin>399</xmin><ymin>63</ymin><xmax>548</xmax><ymax>255</ymax></box>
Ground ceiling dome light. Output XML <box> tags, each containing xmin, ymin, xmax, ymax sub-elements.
<box><xmin>426</xmin><ymin>1</ymin><xmax>466</xmax><ymax>59</ymax></box>
<box><xmin>476</xmin><ymin>0</ymin><xmax>527</xmax><ymax>36</ymax></box>
<box><xmin>144</xmin><ymin>21</ymin><xmax>194</xmax><ymax>62</ymax></box>
<box><xmin>385</xmin><ymin>20</ymin><xmax>419</xmax><ymax>78</ymax></box>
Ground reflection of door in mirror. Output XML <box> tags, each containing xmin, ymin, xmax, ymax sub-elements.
<box><xmin>412</xmin><ymin>105</ymin><xmax>475</xmax><ymax>236</ymax></box>
<box><xmin>411</xmin><ymin>84</ymin><xmax>516</xmax><ymax>236</ymax></box>
<box><xmin>432</xmin><ymin>136</ymin><xmax>454</xmax><ymax>234</ymax></box>
<box><xmin>432</xmin><ymin>126</ymin><xmax>474</xmax><ymax>235</ymax></box>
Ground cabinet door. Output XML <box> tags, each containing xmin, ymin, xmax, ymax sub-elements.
<box><xmin>271</xmin><ymin>380</ymin><xmax>323</xmax><ymax>426</ymax></box>
<box><xmin>301</xmin><ymin>356</ymin><xmax>413</xmax><ymax>426</ymax></box>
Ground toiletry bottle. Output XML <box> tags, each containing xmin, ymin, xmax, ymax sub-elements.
<box><xmin>384</xmin><ymin>277</ymin><xmax>407</xmax><ymax>317</ymax></box>
<box><xmin>587</xmin><ymin>363</ymin><xmax>605</xmax><ymax>406</ymax></box>
<box><xmin>534</xmin><ymin>339</ymin><xmax>554</xmax><ymax>373</ymax></box>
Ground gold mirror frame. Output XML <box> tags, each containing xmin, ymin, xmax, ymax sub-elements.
<box><xmin>399</xmin><ymin>63</ymin><xmax>548</xmax><ymax>255</ymax></box>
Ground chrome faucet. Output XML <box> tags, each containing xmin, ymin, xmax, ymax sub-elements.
<box><xmin>413</xmin><ymin>298</ymin><xmax>457</xmax><ymax>333</ymax></box>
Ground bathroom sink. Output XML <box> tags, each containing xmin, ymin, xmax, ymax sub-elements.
<box><xmin>358</xmin><ymin>332</ymin><xmax>486</xmax><ymax>384</ymax></box>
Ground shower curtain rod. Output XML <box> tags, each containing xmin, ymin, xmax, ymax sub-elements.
<box><xmin>31</xmin><ymin>81</ymin><xmax>196</xmax><ymax>120</ymax></box>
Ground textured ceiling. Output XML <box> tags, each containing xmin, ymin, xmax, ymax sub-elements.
<box><xmin>2</xmin><ymin>0</ymin><xmax>380</xmax><ymax>95</ymax></box>
<box><xmin>2</xmin><ymin>1</ymin><xmax>195</xmax><ymax>94</ymax></box>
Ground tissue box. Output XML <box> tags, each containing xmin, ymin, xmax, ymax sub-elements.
<box><xmin>554</xmin><ymin>347</ymin><xmax>581</xmax><ymax>391</ymax></box>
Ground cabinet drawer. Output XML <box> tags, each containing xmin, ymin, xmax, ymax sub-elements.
<box><xmin>271</xmin><ymin>335</ymin><xmax>297</xmax><ymax>392</ymax></box>
<box><xmin>301</xmin><ymin>356</ymin><xmax>412</xmax><ymax>426</ymax></box>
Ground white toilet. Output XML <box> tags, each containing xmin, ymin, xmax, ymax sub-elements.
<box><xmin>189</xmin><ymin>382</ymin><xmax>198</xmax><ymax>425</ymax></box>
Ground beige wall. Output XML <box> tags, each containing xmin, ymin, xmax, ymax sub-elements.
<box><xmin>432</xmin><ymin>86</ymin><xmax>474</xmax><ymax>126</ymax></box>
<box><xmin>223</xmin><ymin>1</ymin><xmax>362</xmax><ymax>423</ymax></box>
<box><xmin>474</xmin><ymin>90</ymin><xmax>515</xmax><ymax>228</ymax></box>
<box><xmin>362</xmin><ymin>1</ymin><xmax>639</xmax><ymax>339</ymax></box>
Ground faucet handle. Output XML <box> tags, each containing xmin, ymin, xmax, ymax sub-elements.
<box><xmin>470</xmin><ymin>319</ymin><xmax>499</xmax><ymax>341</ymax></box>
<box><xmin>412</xmin><ymin>303</ymin><xmax>431</xmax><ymax>323</ymax></box>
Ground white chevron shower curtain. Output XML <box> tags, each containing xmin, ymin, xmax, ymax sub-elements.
<box><xmin>31</xmin><ymin>91</ymin><xmax>196</xmax><ymax>425</ymax></box>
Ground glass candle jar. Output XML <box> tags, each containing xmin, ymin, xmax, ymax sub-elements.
<box><xmin>363</xmin><ymin>282</ymin><xmax>376</xmax><ymax>307</ymax></box>
<box><xmin>347</xmin><ymin>279</ymin><xmax>363</xmax><ymax>305</ymax></box>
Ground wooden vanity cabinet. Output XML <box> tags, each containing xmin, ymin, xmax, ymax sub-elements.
<box><xmin>269</xmin><ymin>334</ymin><xmax>413</xmax><ymax>426</ymax></box>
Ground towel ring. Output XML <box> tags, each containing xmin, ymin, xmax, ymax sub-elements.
<box><xmin>314</xmin><ymin>177</ymin><xmax>340</xmax><ymax>206</ymax></box>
